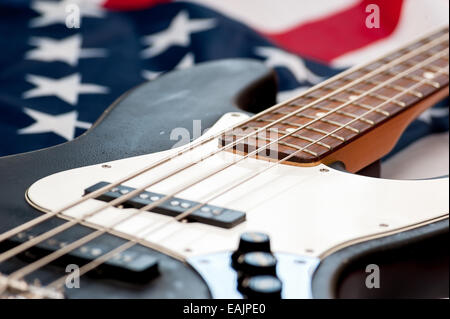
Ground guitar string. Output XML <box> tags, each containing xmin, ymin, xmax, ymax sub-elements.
<box><xmin>0</xmin><ymin>36</ymin><xmax>446</xmax><ymax>268</ymax></box>
<box><xmin>0</xmin><ymin>31</ymin><xmax>446</xmax><ymax>266</ymax></box>
<box><xmin>0</xmin><ymin>27</ymin><xmax>446</xmax><ymax>246</ymax></box>
<box><xmin>46</xmin><ymin>61</ymin><xmax>450</xmax><ymax>290</ymax></box>
<box><xmin>0</xmin><ymin>34</ymin><xmax>447</xmax><ymax>274</ymax></box>
<box><xmin>5</xmin><ymin>47</ymin><xmax>448</xmax><ymax>283</ymax></box>
<box><xmin>3</xmin><ymin>35</ymin><xmax>415</xmax><ymax>246</ymax></box>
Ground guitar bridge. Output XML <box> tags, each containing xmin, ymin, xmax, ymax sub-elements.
<box><xmin>84</xmin><ymin>182</ymin><xmax>246</xmax><ymax>229</ymax></box>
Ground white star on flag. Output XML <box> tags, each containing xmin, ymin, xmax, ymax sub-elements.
<box><xmin>23</xmin><ymin>73</ymin><xmax>109</xmax><ymax>105</ymax></box>
<box><xmin>18</xmin><ymin>108</ymin><xmax>91</xmax><ymax>141</ymax></box>
<box><xmin>255</xmin><ymin>47</ymin><xmax>323</xmax><ymax>84</ymax></box>
<box><xmin>26</xmin><ymin>35</ymin><xmax>106</xmax><ymax>66</ymax></box>
<box><xmin>142</xmin><ymin>52</ymin><xmax>195</xmax><ymax>80</ymax></box>
<box><xmin>30</xmin><ymin>0</ymin><xmax>104</xmax><ymax>28</ymax></box>
<box><xmin>141</xmin><ymin>11</ymin><xmax>216</xmax><ymax>59</ymax></box>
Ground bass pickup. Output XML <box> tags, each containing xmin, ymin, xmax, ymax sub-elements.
<box><xmin>84</xmin><ymin>182</ymin><xmax>246</xmax><ymax>229</ymax></box>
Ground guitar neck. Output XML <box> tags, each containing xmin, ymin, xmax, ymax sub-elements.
<box><xmin>220</xmin><ymin>27</ymin><xmax>449</xmax><ymax>172</ymax></box>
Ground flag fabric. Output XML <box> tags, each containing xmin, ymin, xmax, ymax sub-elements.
<box><xmin>0</xmin><ymin>0</ymin><xmax>448</xmax><ymax>176</ymax></box>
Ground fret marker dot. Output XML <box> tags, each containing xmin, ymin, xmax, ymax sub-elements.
<box><xmin>286</xmin><ymin>127</ymin><xmax>296</xmax><ymax>133</ymax></box>
<box><xmin>348</xmin><ymin>95</ymin><xmax>358</xmax><ymax>101</ymax></box>
<box><xmin>315</xmin><ymin>112</ymin><xmax>327</xmax><ymax>117</ymax></box>
<box><xmin>423</xmin><ymin>72</ymin><xmax>435</xmax><ymax>79</ymax></box>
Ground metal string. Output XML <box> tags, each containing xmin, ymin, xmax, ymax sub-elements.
<box><xmin>0</xmin><ymin>32</ymin><xmax>447</xmax><ymax>273</ymax></box>
<box><xmin>0</xmin><ymin>28</ymin><xmax>446</xmax><ymax>248</ymax></box>
<box><xmin>5</xmin><ymin>46</ymin><xmax>448</xmax><ymax>282</ymax></box>
<box><xmin>0</xmin><ymin>36</ymin><xmax>446</xmax><ymax>267</ymax></box>
<box><xmin>46</xmin><ymin>59</ymin><xmax>449</xmax><ymax>290</ymax></box>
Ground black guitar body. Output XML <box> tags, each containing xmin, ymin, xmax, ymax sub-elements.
<box><xmin>0</xmin><ymin>59</ymin><xmax>447</xmax><ymax>298</ymax></box>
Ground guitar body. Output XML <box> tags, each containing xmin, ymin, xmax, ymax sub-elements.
<box><xmin>0</xmin><ymin>60</ymin><xmax>448</xmax><ymax>298</ymax></box>
<box><xmin>0</xmin><ymin>59</ymin><xmax>276</xmax><ymax>298</ymax></box>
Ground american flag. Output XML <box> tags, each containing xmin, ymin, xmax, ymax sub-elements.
<box><xmin>0</xmin><ymin>0</ymin><xmax>448</xmax><ymax>178</ymax></box>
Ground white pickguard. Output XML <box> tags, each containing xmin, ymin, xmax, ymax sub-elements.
<box><xmin>27</xmin><ymin>112</ymin><xmax>449</xmax><ymax>261</ymax></box>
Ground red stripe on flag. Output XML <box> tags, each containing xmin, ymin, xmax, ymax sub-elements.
<box><xmin>264</xmin><ymin>0</ymin><xmax>404</xmax><ymax>63</ymax></box>
<box><xmin>103</xmin><ymin>0</ymin><xmax>171</xmax><ymax>10</ymax></box>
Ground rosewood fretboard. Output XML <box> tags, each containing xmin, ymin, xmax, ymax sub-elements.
<box><xmin>219</xmin><ymin>27</ymin><xmax>449</xmax><ymax>169</ymax></box>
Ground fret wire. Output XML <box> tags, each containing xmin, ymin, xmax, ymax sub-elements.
<box><xmin>267</xmin><ymin>33</ymin><xmax>448</xmax><ymax>121</ymax></box>
<box><xmin>257</xmin><ymin>122</ymin><xmax>347</xmax><ymax>142</ymax></box>
<box><xmin>383</xmin><ymin>70</ymin><xmax>441</xmax><ymax>88</ymax></box>
<box><xmin>267</xmin><ymin>128</ymin><xmax>332</xmax><ymax>150</ymax></box>
<box><xmin>6</xmin><ymin>34</ymin><xmax>450</xmax><ymax>278</ymax></box>
<box><xmin>38</xmin><ymin>50</ymin><xmax>450</xmax><ymax>286</ymax></box>
<box><xmin>8</xmin><ymin>36</ymin><xmax>443</xmax><ymax>251</ymax></box>
<box><xmin>363</xmin><ymin>80</ymin><xmax>424</xmax><ymax>98</ymax></box>
<box><xmin>10</xmin><ymin>24</ymin><xmax>442</xmax><ymax>255</ymax></box>
<box><xmin>254</xmin><ymin>54</ymin><xmax>448</xmax><ymax>159</ymax></box>
<box><xmin>329</xmin><ymin>97</ymin><xmax>391</xmax><ymax>116</ymax></box>
<box><xmin>299</xmin><ymin>95</ymin><xmax>317</xmax><ymax>100</ymax></box>
<box><xmin>265</xmin><ymin>48</ymin><xmax>447</xmax><ymax>159</ymax></box>
<box><xmin>279</xmin><ymin>118</ymin><xmax>359</xmax><ymax>135</ymax></box>
<box><xmin>302</xmin><ymin>51</ymin><xmax>448</xmax><ymax>113</ymax></box>
<box><xmin>298</xmin><ymin>55</ymin><xmax>448</xmax><ymax>154</ymax></box>
<box><xmin>401</xmin><ymin>59</ymin><xmax>450</xmax><ymax>77</ymax></box>
<box><xmin>405</xmin><ymin>74</ymin><xmax>441</xmax><ymax>88</ymax></box>
<box><xmin>1</xmin><ymin>32</ymin><xmax>448</xmax><ymax>286</ymax></box>
<box><xmin>382</xmin><ymin>52</ymin><xmax>405</xmax><ymax>63</ymax></box>
<box><xmin>270</xmin><ymin>41</ymin><xmax>448</xmax><ymax>153</ymax></box>
<box><xmin>346</xmin><ymin>88</ymin><xmax>407</xmax><ymax>107</ymax></box>
<box><xmin>426</xmin><ymin>64</ymin><xmax>449</xmax><ymax>74</ymax></box>
<box><xmin>258</xmin><ymin>116</ymin><xmax>359</xmax><ymax>134</ymax></box>
<box><xmin>317</xmin><ymin>118</ymin><xmax>360</xmax><ymax>133</ymax></box>
<box><xmin>401</xmin><ymin>60</ymin><xmax>420</xmax><ymax>68</ymax></box>
<box><xmin>290</xmin><ymin>96</ymin><xmax>315</xmax><ymax>104</ymax></box>
<box><xmin>402</xmin><ymin>59</ymin><xmax>430</xmax><ymax>69</ymax></box>
<box><xmin>278</xmin><ymin>106</ymin><xmax>374</xmax><ymax>126</ymax></box>
<box><xmin>304</xmin><ymin>126</ymin><xmax>346</xmax><ymax>142</ymax></box>
<box><xmin>146</xmin><ymin>57</ymin><xmax>450</xmax><ymax>278</ymax></box>
<box><xmin>340</xmin><ymin>75</ymin><xmax>362</xmax><ymax>83</ymax></box>
<box><xmin>287</xmin><ymin>114</ymin><xmax>361</xmax><ymax>133</ymax></box>
<box><xmin>321</xmin><ymin>84</ymin><xmax>343</xmax><ymax>91</ymax></box>
<box><xmin>311</xmin><ymin>105</ymin><xmax>375</xmax><ymax>125</ymax></box>
<box><xmin>405</xmin><ymin>53</ymin><xmax>433</xmax><ymax>62</ymax></box>
<box><xmin>6</xmin><ymin>29</ymin><xmax>411</xmax><ymax>247</ymax></box>
<box><xmin>232</xmin><ymin>132</ymin><xmax>318</xmax><ymax>156</ymax></box>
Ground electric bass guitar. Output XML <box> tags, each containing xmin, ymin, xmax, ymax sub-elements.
<box><xmin>0</xmin><ymin>26</ymin><xmax>448</xmax><ymax>299</ymax></box>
